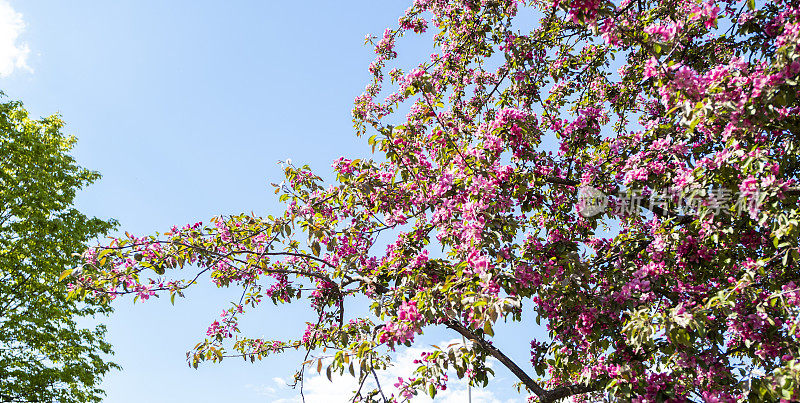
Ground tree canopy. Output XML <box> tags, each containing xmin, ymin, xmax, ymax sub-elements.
<box><xmin>75</xmin><ymin>0</ymin><xmax>800</xmax><ymax>401</ymax></box>
<box><xmin>0</xmin><ymin>97</ymin><xmax>118</xmax><ymax>402</ymax></box>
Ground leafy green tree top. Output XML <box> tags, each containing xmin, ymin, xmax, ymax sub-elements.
<box><xmin>0</xmin><ymin>96</ymin><xmax>118</xmax><ymax>403</ymax></box>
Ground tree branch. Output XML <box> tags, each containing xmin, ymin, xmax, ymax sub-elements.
<box><xmin>444</xmin><ymin>319</ymin><xmax>546</xmax><ymax>396</ymax></box>
<box><xmin>445</xmin><ymin>318</ymin><xmax>601</xmax><ymax>402</ymax></box>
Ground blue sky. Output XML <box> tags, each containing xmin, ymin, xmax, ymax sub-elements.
<box><xmin>1</xmin><ymin>2</ymin><xmax>541</xmax><ymax>401</ymax></box>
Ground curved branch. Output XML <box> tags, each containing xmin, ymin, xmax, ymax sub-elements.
<box><xmin>444</xmin><ymin>319</ymin><xmax>547</xmax><ymax>396</ymax></box>
<box><xmin>445</xmin><ymin>318</ymin><xmax>601</xmax><ymax>402</ymax></box>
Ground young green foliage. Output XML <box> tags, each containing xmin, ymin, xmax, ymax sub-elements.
<box><xmin>0</xmin><ymin>97</ymin><xmax>118</xmax><ymax>402</ymax></box>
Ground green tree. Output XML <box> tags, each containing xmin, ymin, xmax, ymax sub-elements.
<box><xmin>0</xmin><ymin>96</ymin><xmax>118</xmax><ymax>402</ymax></box>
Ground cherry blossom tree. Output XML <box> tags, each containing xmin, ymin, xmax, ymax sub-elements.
<box><xmin>72</xmin><ymin>0</ymin><xmax>800</xmax><ymax>400</ymax></box>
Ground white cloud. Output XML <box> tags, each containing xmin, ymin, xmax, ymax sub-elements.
<box><xmin>244</xmin><ymin>383</ymin><xmax>277</xmax><ymax>396</ymax></box>
<box><xmin>263</xmin><ymin>339</ymin><xmax>524</xmax><ymax>403</ymax></box>
<box><xmin>273</xmin><ymin>376</ymin><xmax>292</xmax><ymax>389</ymax></box>
<box><xmin>0</xmin><ymin>0</ymin><xmax>30</xmax><ymax>77</ymax></box>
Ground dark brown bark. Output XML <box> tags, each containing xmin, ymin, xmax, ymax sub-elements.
<box><xmin>445</xmin><ymin>319</ymin><xmax>601</xmax><ymax>402</ymax></box>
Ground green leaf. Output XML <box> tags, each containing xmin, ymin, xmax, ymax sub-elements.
<box><xmin>483</xmin><ymin>321</ymin><xmax>494</xmax><ymax>337</ymax></box>
<box><xmin>96</xmin><ymin>248</ymin><xmax>112</xmax><ymax>260</ymax></box>
<box><xmin>58</xmin><ymin>269</ymin><xmax>73</xmax><ymax>282</ymax></box>
<box><xmin>311</xmin><ymin>241</ymin><xmax>321</xmax><ymax>257</ymax></box>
